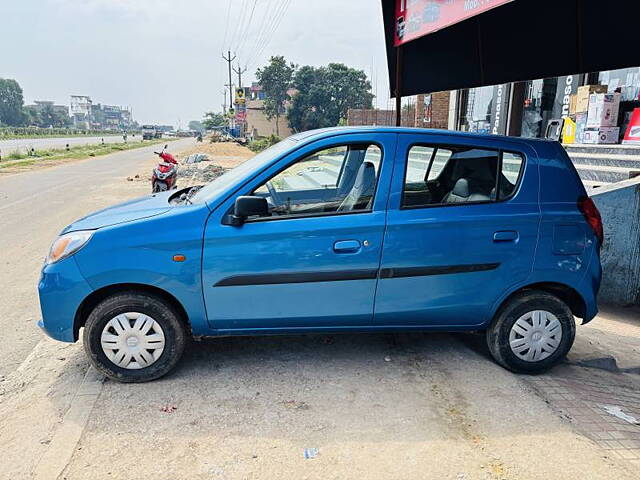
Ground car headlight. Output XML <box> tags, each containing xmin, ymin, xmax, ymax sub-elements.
<box><xmin>46</xmin><ymin>230</ymin><xmax>94</xmax><ymax>265</ymax></box>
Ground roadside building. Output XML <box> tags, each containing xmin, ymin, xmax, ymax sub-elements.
<box><xmin>348</xmin><ymin>92</ymin><xmax>451</xmax><ymax>129</ymax></box>
<box><xmin>70</xmin><ymin>95</ymin><xmax>133</xmax><ymax>130</ymax></box>
<box><xmin>26</xmin><ymin>100</ymin><xmax>69</xmax><ymax>118</ymax></box>
<box><xmin>70</xmin><ymin>95</ymin><xmax>92</xmax><ymax>128</ymax></box>
<box><xmin>245</xmin><ymin>82</ymin><xmax>294</xmax><ymax>138</ymax></box>
<box><xmin>90</xmin><ymin>104</ymin><xmax>133</xmax><ymax>130</ymax></box>
<box><xmin>23</xmin><ymin>100</ymin><xmax>71</xmax><ymax>127</ymax></box>
<box><xmin>442</xmin><ymin>67</ymin><xmax>640</xmax><ymax>143</ymax></box>
<box><xmin>350</xmin><ymin>67</ymin><xmax>640</xmax><ymax>145</ymax></box>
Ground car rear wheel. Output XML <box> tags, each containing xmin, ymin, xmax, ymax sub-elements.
<box><xmin>83</xmin><ymin>292</ymin><xmax>186</xmax><ymax>382</ymax></box>
<box><xmin>486</xmin><ymin>290</ymin><xmax>576</xmax><ymax>373</ymax></box>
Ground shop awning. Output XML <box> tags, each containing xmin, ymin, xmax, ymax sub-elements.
<box><xmin>382</xmin><ymin>0</ymin><xmax>640</xmax><ymax>97</ymax></box>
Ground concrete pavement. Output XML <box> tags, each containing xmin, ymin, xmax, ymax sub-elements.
<box><xmin>0</xmin><ymin>135</ymin><xmax>134</xmax><ymax>155</ymax></box>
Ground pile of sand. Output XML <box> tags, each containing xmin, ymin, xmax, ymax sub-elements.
<box><xmin>178</xmin><ymin>141</ymin><xmax>253</xmax><ymax>160</ymax></box>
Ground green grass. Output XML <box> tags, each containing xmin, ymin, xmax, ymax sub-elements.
<box><xmin>0</xmin><ymin>138</ymin><xmax>174</xmax><ymax>169</ymax></box>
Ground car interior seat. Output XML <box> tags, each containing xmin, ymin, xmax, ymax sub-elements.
<box><xmin>337</xmin><ymin>161</ymin><xmax>376</xmax><ymax>211</ymax></box>
<box><xmin>442</xmin><ymin>178</ymin><xmax>491</xmax><ymax>203</ymax></box>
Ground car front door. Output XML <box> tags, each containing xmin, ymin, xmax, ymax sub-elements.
<box><xmin>202</xmin><ymin>133</ymin><xmax>396</xmax><ymax>331</ymax></box>
<box><xmin>374</xmin><ymin>133</ymin><xmax>540</xmax><ymax>328</ymax></box>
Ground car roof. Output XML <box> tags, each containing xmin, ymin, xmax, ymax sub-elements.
<box><xmin>288</xmin><ymin>126</ymin><xmax>555</xmax><ymax>148</ymax></box>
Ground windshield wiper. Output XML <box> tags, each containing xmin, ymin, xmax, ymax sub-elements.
<box><xmin>182</xmin><ymin>185</ymin><xmax>203</xmax><ymax>205</ymax></box>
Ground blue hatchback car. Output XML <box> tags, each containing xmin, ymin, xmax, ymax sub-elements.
<box><xmin>38</xmin><ymin>127</ymin><xmax>603</xmax><ymax>382</ymax></box>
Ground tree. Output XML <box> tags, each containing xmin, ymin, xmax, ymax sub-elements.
<box><xmin>287</xmin><ymin>63</ymin><xmax>374</xmax><ymax>132</ymax></box>
<box><xmin>188</xmin><ymin>120</ymin><xmax>204</xmax><ymax>132</ymax></box>
<box><xmin>202</xmin><ymin>112</ymin><xmax>226</xmax><ymax>130</ymax></box>
<box><xmin>256</xmin><ymin>56</ymin><xmax>296</xmax><ymax>136</ymax></box>
<box><xmin>23</xmin><ymin>106</ymin><xmax>41</xmax><ymax>127</ymax></box>
<box><xmin>0</xmin><ymin>78</ymin><xmax>26</xmax><ymax>126</ymax></box>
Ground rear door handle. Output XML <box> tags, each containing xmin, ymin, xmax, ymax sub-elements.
<box><xmin>493</xmin><ymin>230</ymin><xmax>519</xmax><ymax>242</ymax></box>
<box><xmin>333</xmin><ymin>240</ymin><xmax>361</xmax><ymax>253</ymax></box>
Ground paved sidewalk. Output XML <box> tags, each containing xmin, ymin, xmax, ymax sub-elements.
<box><xmin>527</xmin><ymin>306</ymin><xmax>640</xmax><ymax>469</ymax></box>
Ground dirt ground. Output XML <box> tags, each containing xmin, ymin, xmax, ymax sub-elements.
<box><xmin>1</xmin><ymin>140</ymin><xmax>639</xmax><ymax>480</ymax></box>
<box><xmin>125</xmin><ymin>140</ymin><xmax>253</xmax><ymax>187</ymax></box>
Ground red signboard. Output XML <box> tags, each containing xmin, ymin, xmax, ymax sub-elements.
<box><xmin>235</xmin><ymin>111</ymin><xmax>247</xmax><ymax>122</ymax></box>
<box><xmin>394</xmin><ymin>0</ymin><xmax>513</xmax><ymax>46</ymax></box>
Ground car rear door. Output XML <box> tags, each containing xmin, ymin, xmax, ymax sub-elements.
<box><xmin>374</xmin><ymin>133</ymin><xmax>540</xmax><ymax>328</ymax></box>
<box><xmin>202</xmin><ymin>132</ymin><xmax>396</xmax><ymax>331</ymax></box>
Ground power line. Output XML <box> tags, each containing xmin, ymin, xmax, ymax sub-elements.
<box><xmin>242</xmin><ymin>0</ymin><xmax>276</xmax><ymax>64</ymax></box>
<box><xmin>248</xmin><ymin>0</ymin><xmax>289</xmax><ymax>65</ymax></box>
<box><xmin>235</xmin><ymin>0</ymin><xmax>259</xmax><ymax>61</ymax></box>
<box><xmin>228</xmin><ymin>0</ymin><xmax>249</xmax><ymax>54</ymax></box>
<box><xmin>246</xmin><ymin>0</ymin><xmax>292</xmax><ymax>70</ymax></box>
<box><xmin>220</xmin><ymin>0</ymin><xmax>233</xmax><ymax>51</ymax></box>
<box><xmin>243</xmin><ymin>0</ymin><xmax>283</xmax><ymax>69</ymax></box>
<box><xmin>255</xmin><ymin>0</ymin><xmax>292</xmax><ymax>63</ymax></box>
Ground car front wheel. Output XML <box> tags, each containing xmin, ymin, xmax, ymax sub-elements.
<box><xmin>83</xmin><ymin>292</ymin><xmax>187</xmax><ymax>382</ymax></box>
<box><xmin>486</xmin><ymin>290</ymin><xmax>576</xmax><ymax>373</ymax></box>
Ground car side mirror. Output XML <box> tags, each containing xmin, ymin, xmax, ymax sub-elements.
<box><xmin>223</xmin><ymin>196</ymin><xmax>269</xmax><ymax>226</ymax></box>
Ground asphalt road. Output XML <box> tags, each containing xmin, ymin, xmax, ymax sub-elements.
<box><xmin>0</xmin><ymin>135</ymin><xmax>139</xmax><ymax>155</ymax></box>
<box><xmin>0</xmin><ymin>139</ymin><xmax>638</xmax><ymax>479</ymax></box>
<box><xmin>0</xmin><ymin>137</ymin><xmax>193</xmax><ymax>376</ymax></box>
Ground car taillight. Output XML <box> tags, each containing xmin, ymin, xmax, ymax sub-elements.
<box><xmin>578</xmin><ymin>196</ymin><xmax>604</xmax><ymax>245</ymax></box>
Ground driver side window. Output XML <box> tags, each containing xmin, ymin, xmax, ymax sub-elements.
<box><xmin>252</xmin><ymin>144</ymin><xmax>381</xmax><ymax>218</ymax></box>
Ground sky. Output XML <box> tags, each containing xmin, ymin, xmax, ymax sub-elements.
<box><xmin>1</xmin><ymin>0</ymin><xmax>392</xmax><ymax>128</ymax></box>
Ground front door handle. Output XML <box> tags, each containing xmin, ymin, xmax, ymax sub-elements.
<box><xmin>493</xmin><ymin>230</ymin><xmax>519</xmax><ymax>242</ymax></box>
<box><xmin>333</xmin><ymin>240</ymin><xmax>361</xmax><ymax>253</ymax></box>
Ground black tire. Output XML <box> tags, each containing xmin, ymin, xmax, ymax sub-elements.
<box><xmin>486</xmin><ymin>290</ymin><xmax>576</xmax><ymax>374</ymax></box>
<box><xmin>83</xmin><ymin>292</ymin><xmax>187</xmax><ymax>383</ymax></box>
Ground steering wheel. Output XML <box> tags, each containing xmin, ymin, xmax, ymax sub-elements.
<box><xmin>266</xmin><ymin>181</ymin><xmax>283</xmax><ymax>207</ymax></box>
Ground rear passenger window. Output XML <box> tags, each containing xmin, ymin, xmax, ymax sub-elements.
<box><xmin>401</xmin><ymin>145</ymin><xmax>524</xmax><ymax>208</ymax></box>
<box><xmin>499</xmin><ymin>152</ymin><xmax>524</xmax><ymax>198</ymax></box>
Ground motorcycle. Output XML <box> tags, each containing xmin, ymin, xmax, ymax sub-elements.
<box><xmin>196</xmin><ymin>133</ymin><xmax>203</xmax><ymax>142</ymax></box>
<box><xmin>151</xmin><ymin>144</ymin><xmax>178</xmax><ymax>193</ymax></box>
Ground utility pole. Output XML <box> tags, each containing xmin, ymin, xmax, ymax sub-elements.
<box><xmin>232</xmin><ymin>64</ymin><xmax>248</xmax><ymax>89</ymax></box>
<box><xmin>222</xmin><ymin>50</ymin><xmax>236</xmax><ymax>107</ymax></box>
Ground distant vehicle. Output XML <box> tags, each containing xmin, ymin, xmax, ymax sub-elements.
<box><xmin>38</xmin><ymin>127</ymin><xmax>602</xmax><ymax>382</ymax></box>
<box><xmin>141</xmin><ymin>125</ymin><xmax>157</xmax><ymax>140</ymax></box>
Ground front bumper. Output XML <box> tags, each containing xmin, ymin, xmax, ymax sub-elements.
<box><xmin>38</xmin><ymin>256</ymin><xmax>93</xmax><ymax>342</ymax></box>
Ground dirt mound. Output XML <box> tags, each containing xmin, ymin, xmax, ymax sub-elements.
<box><xmin>178</xmin><ymin>141</ymin><xmax>253</xmax><ymax>159</ymax></box>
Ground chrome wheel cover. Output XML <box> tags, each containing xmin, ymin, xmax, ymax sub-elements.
<box><xmin>509</xmin><ymin>310</ymin><xmax>562</xmax><ymax>362</ymax></box>
<box><xmin>100</xmin><ymin>312</ymin><xmax>165</xmax><ymax>369</ymax></box>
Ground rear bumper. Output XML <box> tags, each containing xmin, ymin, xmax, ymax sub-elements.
<box><xmin>579</xmin><ymin>251</ymin><xmax>602</xmax><ymax>324</ymax></box>
<box><xmin>38</xmin><ymin>257</ymin><xmax>93</xmax><ymax>342</ymax></box>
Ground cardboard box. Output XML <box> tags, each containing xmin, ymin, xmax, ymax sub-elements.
<box><xmin>582</xmin><ymin>127</ymin><xmax>620</xmax><ymax>144</ymax></box>
<box><xmin>587</xmin><ymin>92</ymin><xmax>620</xmax><ymax>128</ymax></box>
<box><xmin>569</xmin><ymin>94</ymin><xmax>577</xmax><ymax>116</ymax></box>
<box><xmin>575</xmin><ymin>112</ymin><xmax>588</xmax><ymax>143</ymax></box>
<box><xmin>576</xmin><ymin>84</ymin><xmax>608</xmax><ymax>113</ymax></box>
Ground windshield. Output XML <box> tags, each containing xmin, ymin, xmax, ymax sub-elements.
<box><xmin>191</xmin><ymin>138</ymin><xmax>296</xmax><ymax>204</ymax></box>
